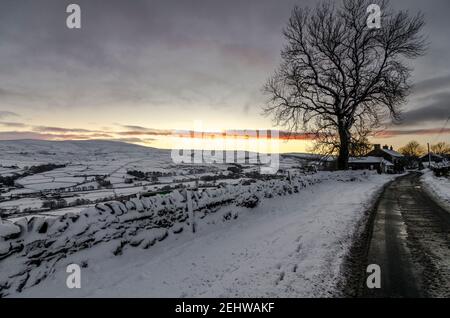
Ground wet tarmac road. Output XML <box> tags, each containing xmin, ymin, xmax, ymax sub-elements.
<box><xmin>363</xmin><ymin>172</ymin><xmax>450</xmax><ymax>297</ymax></box>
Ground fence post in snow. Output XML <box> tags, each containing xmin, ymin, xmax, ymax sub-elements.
<box><xmin>186</xmin><ymin>188</ymin><xmax>195</xmax><ymax>233</ymax></box>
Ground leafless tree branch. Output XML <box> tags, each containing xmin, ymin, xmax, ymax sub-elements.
<box><xmin>263</xmin><ymin>0</ymin><xmax>427</xmax><ymax>169</ymax></box>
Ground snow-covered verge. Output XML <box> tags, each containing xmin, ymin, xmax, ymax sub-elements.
<box><xmin>1</xmin><ymin>171</ymin><xmax>394</xmax><ymax>297</ymax></box>
<box><xmin>420</xmin><ymin>169</ymin><xmax>450</xmax><ymax>211</ymax></box>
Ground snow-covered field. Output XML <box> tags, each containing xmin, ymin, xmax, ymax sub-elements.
<box><xmin>5</xmin><ymin>171</ymin><xmax>394</xmax><ymax>298</ymax></box>
<box><xmin>0</xmin><ymin>140</ymin><xmax>323</xmax><ymax>218</ymax></box>
<box><xmin>421</xmin><ymin>169</ymin><xmax>450</xmax><ymax>211</ymax></box>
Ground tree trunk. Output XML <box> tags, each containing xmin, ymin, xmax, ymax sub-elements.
<box><xmin>337</xmin><ymin>124</ymin><xmax>350</xmax><ymax>170</ymax></box>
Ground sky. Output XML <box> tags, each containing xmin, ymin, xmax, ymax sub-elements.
<box><xmin>0</xmin><ymin>0</ymin><xmax>449</xmax><ymax>153</ymax></box>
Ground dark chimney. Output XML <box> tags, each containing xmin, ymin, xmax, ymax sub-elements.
<box><xmin>383</xmin><ymin>145</ymin><xmax>389</xmax><ymax>150</ymax></box>
<box><xmin>390</xmin><ymin>146</ymin><xmax>393</xmax><ymax>151</ymax></box>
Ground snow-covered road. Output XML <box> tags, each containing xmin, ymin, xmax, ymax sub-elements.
<box><xmin>14</xmin><ymin>172</ymin><xmax>393</xmax><ymax>298</ymax></box>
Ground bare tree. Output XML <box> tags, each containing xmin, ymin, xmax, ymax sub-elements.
<box><xmin>263</xmin><ymin>0</ymin><xmax>427</xmax><ymax>170</ymax></box>
<box><xmin>431</xmin><ymin>142</ymin><xmax>450</xmax><ymax>155</ymax></box>
<box><xmin>310</xmin><ymin>120</ymin><xmax>373</xmax><ymax>157</ymax></box>
<box><xmin>399</xmin><ymin>140</ymin><xmax>425</xmax><ymax>157</ymax></box>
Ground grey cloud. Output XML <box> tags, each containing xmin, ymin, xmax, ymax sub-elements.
<box><xmin>401</xmin><ymin>92</ymin><xmax>450</xmax><ymax>125</ymax></box>
<box><xmin>111</xmin><ymin>137</ymin><xmax>147</xmax><ymax>143</ymax></box>
<box><xmin>412</xmin><ymin>74</ymin><xmax>450</xmax><ymax>95</ymax></box>
<box><xmin>32</xmin><ymin>126</ymin><xmax>100</xmax><ymax>133</ymax></box>
<box><xmin>111</xmin><ymin>137</ymin><xmax>155</xmax><ymax>144</ymax></box>
<box><xmin>0</xmin><ymin>0</ymin><xmax>449</xmax><ymax>129</ymax></box>
<box><xmin>0</xmin><ymin>0</ymin><xmax>300</xmax><ymax>113</ymax></box>
<box><xmin>0</xmin><ymin>111</ymin><xmax>19</xmax><ymax>119</ymax></box>
<box><xmin>121</xmin><ymin>125</ymin><xmax>149</xmax><ymax>131</ymax></box>
<box><xmin>374</xmin><ymin>127</ymin><xmax>450</xmax><ymax>138</ymax></box>
<box><xmin>0</xmin><ymin>88</ymin><xmax>24</xmax><ymax>98</ymax></box>
<box><xmin>116</xmin><ymin>130</ymin><xmax>171</xmax><ymax>136</ymax></box>
<box><xmin>0</xmin><ymin>121</ymin><xmax>26</xmax><ymax>128</ymax></box>
<box><xmin>0</xmin><ymin>131</ymin><xmax>113</xmax><ymax>140</ymax></box>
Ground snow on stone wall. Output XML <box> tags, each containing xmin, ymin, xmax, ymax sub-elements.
<box><xmin>0</xmin><ymin>171</ymin><xmax>367</xmax><ymax>296</ymax></box>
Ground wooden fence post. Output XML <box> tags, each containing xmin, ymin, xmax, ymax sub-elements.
<box><xmin>186</xmin><ymin>189</ymin><xmax>195</xmax><ymax>233</ymax></box>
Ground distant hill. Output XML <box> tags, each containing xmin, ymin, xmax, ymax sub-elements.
<box><xmin>0</xmin><ymin>139</ymin><xmax>169</xmax><ymax>164</ymax></box>
<box><xmin>0</xmin><ymin>139</ymin><xmax>322</xmax><ymax>166</ymax></box>
<box><xmin>0</xmin><ymin>139</ymin><xmax>152</xmax><ymax>153</ymax></box>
